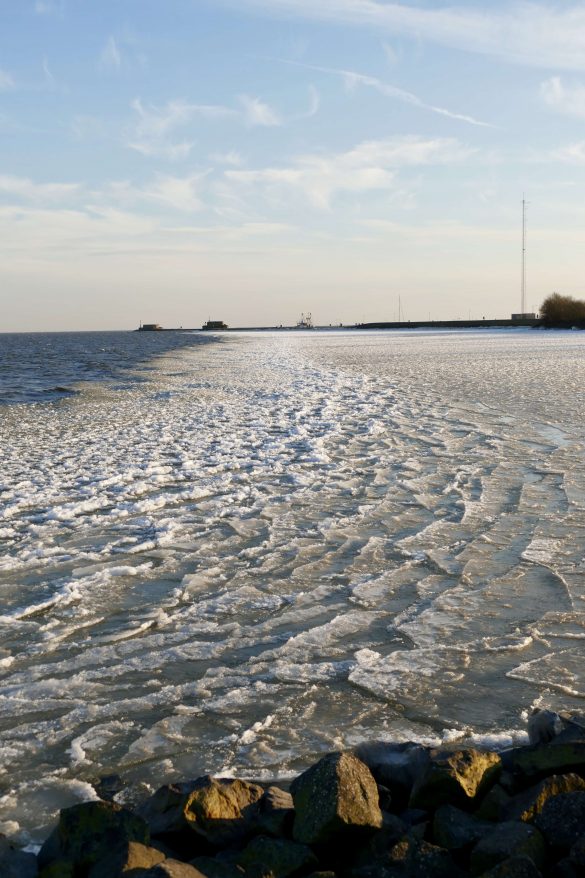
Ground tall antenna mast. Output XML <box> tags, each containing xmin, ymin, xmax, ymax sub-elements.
<box><xmin>521</xmin><ymin>196</ymin><xmax>527</xmax><ymax>314</ymax></box>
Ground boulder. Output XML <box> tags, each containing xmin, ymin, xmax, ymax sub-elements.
<box><xmin>432</xmin><ymin>803</ymin><xmax>492</xmax><ymax>850</ymax></box>
<box><xmin>184</xmin><ymin>778</ymin><xmax>265</xmax><ymax>847</ymax></box>
<box><xmin>38</xmin><ymin>863</ymin><xmax>75</xmax><ymax>878</ymax></box>
<box><xmin>348</xmin><ymin>812</ymin><xmax>408</xmax><ymax>872</ymax></box>
<box><xmin>255</xmin><ymin>787</ymin><xmax>294</xmax><ymax>838</ymax></box>
<box><xmin>477</xmin><ymin>855</ymin><xmax>543</xmax><ymax>877</ymax></box>
<box><xmin>474</xmin><ymin>784</ymin><xmax>512</xmax><ymax>821</ymax></box>
<box><xmin>353</xmin><ymin>742</ymin><xmax>430</xmax><ymax>809</ymax></box>
<box><xmin>470</xmin><ymin>822</ymin><xmax>545</xmax><ymax>875</ymax></box>
<box><xmin>535</xmin><ymin>790</ymin><xmax>585</xmax><ymax>850</ymax></box>
<box><xmin>38</xmin><ymin>800</ymin><xmax>150</xmax><ymax>873</ymax></box>
<box><xmin>502</xmin><ymin>773</ymin><xmax>585</xmax><ymax>823</ymax></box>
<box><xmin>0</xmin><ymin>836</ymin><xmax>38</xmax><ymax>877</ymax></box>
<box><xmin>291</xmin><ymin>752</ymin><xmax>382</xmax><ymax>846</ymax></box>
<box><xmin>133</xmin><ymin>862</ymin><xmax>209</xmax><ymax>877</ymax></box>
<box><xmin>569</xmin><ymin>833</ymin><xmax>585</xmax><ymax>867</ymax></box>
<box><xmin>528</xmin><ymin>709</ymin><xmax>563</xmax><ymax>745</ymax></box>
<box><xmin>87</xmin><ymin>840</ymin><xmax>166</xmax><ymax>876</ymax></box>
<box><xmin>237</xmin><ymin>835</ymin><xmax>318</xmax><ymax>877</ymax></box>
<box><xmin>508</xmin><ymin>742</ymin><xmax>585</xmax><ymax>783</ymax></box>
<box><xmin>139</xmin><ymin>777</ymin><xmax>265</xmax><ymax>848</ymax></box>
<box><xmin>386</xmin><ymin>836</ymin><xmax>465</xmax><ymax>878</ymax></box>
<box><xmin>409</xmin><ymin>748</ymin><xmax>501</xmax><ymax>811</ymax></box>
<box><xmin>189</xmin><ymin>855</ymin><xmax>244</xmax><ymax>878</ymax></box>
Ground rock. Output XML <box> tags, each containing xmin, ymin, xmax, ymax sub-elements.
<box><xmin>353</xmin><ymin>742</ymin><xmax>430</xmax><ymax>810</ymax></box>
<box><xmin>291</xmin><ymin>752</ymin><xmax>382</xmax><ymax>846</ymax></box>
<box><xmin>508</xmin><ymin>741</ymin><xmax>585</xmax><ymax>783</ymax></box>
<box><xmin>184</xmin><ymin>778</ymin><xmax>265</xmax><ymax>847</ymax></box>
<box><xmin>133</xmin><ymin>862</ymin><xmax>209</xmax><ymax>877</ymax></box>
<box><xmin>38</xmin><ymin>862</ymin><xmax>75</xmax><ymax>878</ymax></box>
<box><xmin>528</xmin><ymin>709</ymin><xmax>563</xmax><ymax>745</ymax></box>
<box><xmin>0</xmin><ymin>837</ymin><xmax>38</xmax><ymax>877</ymax></box>
<box><xmin>474</xmin><ymin>784</ymin><xmax>512</xmax><ymax>821</ymax></box>
<box><xmin>87</xmin><ymin>840</ymin><xmax>166</xmax><ymax>876</ymax></box>
<box><xmin>189</xmin><ymin>855</ymin><xmax>244</xmax><ymax>878</ymax></box>
<box><xmin>409</xmin><ymin>748</ymin><xmax>501</xmax><ymax>811</ymax></box>
<box><xmin>387</xmin><ymin>836</ymin><xmax>465</xmax><ymax>878</ymax></box>
<box><xmin>139</xmin><ymin>777</ymin><xmax>265</xmax><ymax>848</ymax></box>
<box><xmin>138</xmin><ymin>783</ymin><xmax>202</xmax><ymax>836</ymax></box>
<box><xmin>94</xmin><ymin>774</ymin><xmax>124</xmax><ymax>802</ymax></box>
<box><xmin>255</xmin><ymin>787</ymin><xmax>294</xmax><ymax>838</ymax></box>
<box><xmin>470</xmin><ymin>822</ymin><xmax>545</xmax><ymax>875</ymax></box>
<box><xmin>549</xmin><ymin>860</ymin><xmax>581</xmax><ymax>878</ymax></box>
<box><xmin>569</xmin><ymin>833</ymin><xmax>585</xmax><ymax>866</ymax></box>
<box><xmin>477</xmin><ymin>855</ymin><xmax>543</xmax><ymax>877</ymax></box>
<box><xmin>237</xmin><ymin>835</ymin><xmax>318</xmax><ymax>877</ymax></box>
<box><xmin>38</xmin><ymin>800</ymin><xmax>150</xmax><ymax>873</ymax></box>
<box><xmin>349</xmin><ymin>812</ymin><xmax>408</xmax><ymax>872</ymax></box>
<box><xmin>502</xmin><ymin>773</ymin><xmax>585</xmax><ymax>823</ymax></box>
<box><xmin>432</xmin><ymin>803</ymin><xmax>491</xmax><ymax>850</ymax></box>
<box><xmin>535</xmin><ymin>790</ymin><xmax>585</xmax><ymax>850</ymax></box>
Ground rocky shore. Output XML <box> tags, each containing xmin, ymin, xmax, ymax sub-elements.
<box><xmin>4</xmin><ymin>711</ymin><xmax>585</xmax><ymax>878</ymax></box>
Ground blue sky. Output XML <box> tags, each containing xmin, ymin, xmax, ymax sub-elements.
<box><xmin>2</xmin><ymin>1</ymin><xmax>585</xmax><ymax>329</ymax></box>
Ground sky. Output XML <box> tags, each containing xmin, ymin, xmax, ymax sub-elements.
<box><xmin>2</xmin><ymin>1</ymin><xmax>585</xmax><ymax>330</ymax></box>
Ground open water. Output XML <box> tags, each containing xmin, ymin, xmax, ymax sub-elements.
<box><xmin>1</xmin><ymin>327</ymin><xmax>585</xmax><ymax>843</ymax></box>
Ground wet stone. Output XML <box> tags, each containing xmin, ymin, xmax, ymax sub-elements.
<box><xmin>87</xmin><ymin>840</ymin><xmax>166</xmax><ymax>877</ymax></box>
<box><xmin>477</xmin><ymin>855</ymin><xmax>544</xmax><ymax>877</ymax></box>
<box><xmin>432</xmin><ymin>803</ymin><xmax>492</xmax><ymax>849</ymax></box>
<box><xmin>237</xmin><ymin>835</ymin><xmax>318</xmax><ymax>878</ymax></box>
<box><xmin>38</xmin><ymin>800</ymin><xmax>150</xmax><ymax>873</ymax></box>
<box><xmin>0</xmin><ymin>836</ymin><xmax>38</xmax><ymax>878</ymax></box>
<box><xmin>291</xmin><ymin>752</ymin><xmax>382</xmax><ymax>846</ymax></box>
<box><xmin>470</xmin><ymin>822</ymin><xmax>545</xmax><ymax>875</ymax></box>
<box><xmin>409</xmin><ymin>748</ymin><xmax>501</xmax><ymax>811</ymax></box>
<box><xmin>502</xmin><ymin>773</ymin><xmax>585</xmax><ymax>823</ymax></box>
<box><xmin>535</xmin><ymin>790</ymin><xmax>585</xmax><ymax>850</ymax></box>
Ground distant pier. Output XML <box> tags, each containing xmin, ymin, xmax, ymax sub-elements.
<box><xmin>140</xmin><ymin>317</ymin><xmax>542</xmax><ymax>333</ymax></box>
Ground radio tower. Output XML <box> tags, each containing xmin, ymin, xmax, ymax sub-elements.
<box><xmin>521</xmin><ymin>196</ymin><xmax>527</xmax><ymax>315</ymax></box>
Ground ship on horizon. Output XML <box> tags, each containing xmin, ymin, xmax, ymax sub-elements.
<box><xmin>296</xmin><ymin>312</ymin><xmax>313</xmax><ymax>329</ymax></box>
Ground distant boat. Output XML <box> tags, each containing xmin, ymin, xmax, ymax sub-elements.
<box><xmin>137</xmin><ymin>323</ymin><xmax>163</xmax><ymax>331</ymax></box>
<box><xmin>202</xmin><ymin>320</ymin><xmax>228</xmax><ymax>330</ymax></box>
<box><xmin>296</xmin><ymin>312</ymin><xmax>314</xmax><ymax>329</ymax></box>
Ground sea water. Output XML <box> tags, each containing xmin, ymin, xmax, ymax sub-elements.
<box><xmin>1</xmin><ymin>328</ymin><xmax>584</xmax><ymax>842</ymax></box>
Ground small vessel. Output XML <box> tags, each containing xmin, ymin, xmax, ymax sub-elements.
<box><xmin>296</xmin><ymin>312</ymin><xmax>313</xmax><ymax>329</ymax></box>
<box><xmin>202</xmin><ymin>320</ymin><xmax>228</xmax><ymax>330</ymax></box>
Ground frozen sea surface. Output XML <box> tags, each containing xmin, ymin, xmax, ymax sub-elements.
<box><xmin>1</xmin><ymin>328</ymin><xmax>585</xmax><ymax>841</ymax></box>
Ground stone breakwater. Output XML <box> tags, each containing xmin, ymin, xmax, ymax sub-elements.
<box><xmin>5</xmin><ymin>712</ymin><xmax>585</xmax><ymax>878</ymax></box>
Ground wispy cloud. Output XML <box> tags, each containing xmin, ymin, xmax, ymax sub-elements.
<box><xmin>210</xmin><ymin>150</ymin><xmax>245</xmax><ymax>166</ymax></box>
<box><xmin>0</xmin><ymin>68</ymin><xmax>15</xmax><ymax>91</ymax></box>
<box><xmin>282</xmin><ymin>59</ymin><xmax>493</xmax><ymax>127</ymax></box>
<box><xmin>225</xmin><ymin>135</ymin><xmax>473</xmax><ymax>208</ymax></box>
<box><xmin>100</xmin><ymin>36</ymin><xmax>122</xmax><ymax>71</ymax></box>
<box><xmin>541</xmin><ymin>76</ymin><xmax>585</xmax><ymax>119</ymax></box>
<box><xmin>239</xmin><ymin>95</ymin><xmax>282</xmax><ymax>126</ymax></box>
<box><xmin>552</xmin><ymin>141</ymin><xmax>585</xmax><ymax>163</ymax></box>
<box><xmin>228</xmin><ymin>1</ymin><xmax>585</xmax><ymax>71</ymax></box>
<box><xmin>34</xmin><ymin>0</ymin><xmax>65</xmax><ymax>17</ymax></box>
<box><xmin>126</xmin><ymin>97</ymin><xmax>235</xmax><ymax>160</ymax></box>
<box><xmin>0</xmin><ymin>174</ymin><xmax>80</xmax><ymax>202</ymax></box>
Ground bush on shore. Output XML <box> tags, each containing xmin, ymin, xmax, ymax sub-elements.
<box><xmin>540</xmin><ymin>293</ymin><xmax>585</xmax><ymax>325</ymax></box>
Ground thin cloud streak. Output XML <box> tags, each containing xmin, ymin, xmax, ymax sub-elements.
<box><xmin>281</xmin><ymin>59</ymin><xmax>495</xmax><ymax>127</ymax></box>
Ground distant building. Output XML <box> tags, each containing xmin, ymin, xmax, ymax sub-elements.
<box><xmin>138</xmin><ymin>323</ymin><xmax>163</xmax><ymax>331</ymax></box>
<box><xmin>202</xmin><ymin>320</ymin><xmax>228</xmax><ymax>330</ymax></box>
<box><xmin>511</xmin><ymin>313</ymin><xmax>536</xmax><ymax>320</ymax></box>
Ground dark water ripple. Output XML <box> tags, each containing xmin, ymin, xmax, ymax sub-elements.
<box><xmin>0</xmin><ymin>331</ymin><xmax>213</xmax><ymax>405</ymax></box>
